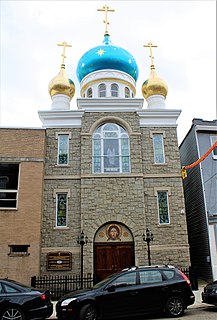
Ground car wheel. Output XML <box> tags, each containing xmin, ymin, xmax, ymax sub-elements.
<box><xmin>165</xmin><ymin>296</ymin><xmax>185</xmax><ymax>317</ymax></box>
<box><xmin>1</xmin><ymin>307</ymin><xmax>25</xmax><ymax>320</ymax></box>
<box><xmin>79</xmin><ymin>304</ymin><xmax>98</xmax><ymax>320</ymax></box>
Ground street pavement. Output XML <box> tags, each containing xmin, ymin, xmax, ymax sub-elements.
<box><xmin>48</xmin><ymin>284</ymin><xmax>211</xmax><ymax>319</ymax></box>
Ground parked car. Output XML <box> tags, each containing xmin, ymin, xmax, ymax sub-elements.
<box><xmin>202</xmin><ymin>280</ymin><xmax>217</xmax><ymax>306</ymax></box>
<box><xmin>56</xmin><ymin>265</ymin><xmax>195</xmax><ymax>320</ymax></box>
<box><xmin>0</xmin><ymin>278</ymin><xmax>53</xmax><ymax>320</ymax></box>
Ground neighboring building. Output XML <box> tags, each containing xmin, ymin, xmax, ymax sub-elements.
<box><xmin>179</xmin><ymin>118</ymin><xmax>217</xmax><ymax>282</ymax></box>
<box><xmin>0</xmin><ymin>128</ymin><xmax>45</xmax><ymax>284</ymax></box>
<box><xmin>38</xmin><ymin>11</ymin><xmax>190</xmax><ymax>281</ymax></box>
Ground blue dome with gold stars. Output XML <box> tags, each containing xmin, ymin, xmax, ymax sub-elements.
<box><xmin>76</xmin><ymin>35</ymin><xmax>139</xmax><ymax>83</ymax></box>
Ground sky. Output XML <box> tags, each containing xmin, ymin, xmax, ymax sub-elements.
<box><xmin>0</xmin><ymin>0</ymin><xmax>216</xmax><ymax>144</ymax></box>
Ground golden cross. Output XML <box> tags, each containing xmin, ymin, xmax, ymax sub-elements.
<box><xmin>97</xmin><ymin>4</ymin><xmax>115</xmax><ymax>36</ymax></box>
<box><xmin>144</xmin><ymin>42</ymin><xmax>158</xmax><ymax>66</ymax></box>
<box><xmin>57</xmin><ymin>41</ymin><xmax>72</xmax><ymax>66</ymax></box>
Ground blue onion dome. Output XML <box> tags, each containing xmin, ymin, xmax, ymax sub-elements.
<box><xmin>76</xmin><ymin>35</ymin><xmax>139</xmax><ymax>83</ymax></box>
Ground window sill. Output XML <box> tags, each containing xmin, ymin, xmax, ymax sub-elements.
<box><xmin>0</xmin><ymin>208</ymin><xmax>18</xmax><ymax>211</ymax></box>
<box><xmin>53</xmin><ymin>226</ymin><xmax>70</xmax><ymax>230</ymax></box>
<box><xmin>56</xmin><ymin>164</ymin><xmax>70</xmax><ymax>167</ymax></box>
<box><xmin>8</xmin><ymin>253</ymin><xmax>30</xmax><ymax>257</ymax></box>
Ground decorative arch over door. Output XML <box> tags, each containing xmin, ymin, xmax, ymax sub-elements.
<box><xmin>94</xmin><ymin>222</ymin><xmax>135</xmax><ymax>282</ymax></box>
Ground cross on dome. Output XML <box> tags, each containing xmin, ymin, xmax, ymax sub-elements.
<box><xmin>97</xmin><ymin>4</ymin><xmax>115</xmax><ymax>36</ymax></box>
<box><xmin>144</xmin><ymin>42</ymin><xmax>157</xmax><ymax>68</ymax></box>
<box><xmin>57</xmin><ymin>41</ymin><xmax>72</xmax><ymax>68</ymax></box>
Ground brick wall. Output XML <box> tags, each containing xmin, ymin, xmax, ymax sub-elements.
<box><xmin>0</xmin><ymin>128</ymin><xmax>45</xmax><ymax>285</ymax></box>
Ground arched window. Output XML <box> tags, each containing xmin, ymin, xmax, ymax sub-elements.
<box><xmin>87</xmin><ymin>88</ymin><xmax>93</xmax><ymax>98</ymax></box>
<box><xmin>98</xmin><ymin>83</ymin><xmax>106</xmax><ymax>97</ymax></box>
<box><xmin>93</xmin><ymin>123</ymin><xmax>130</xmax><ymax>173</ymax></box>
<box><xmin>111</xmin><ymin>83</ymin><xmax>119</xmax><ymax>97</ymax></box>
<box><xmin>125</xmin><ymin>87</ymin><xmax>130</xmax><ymax>98</ymax></box>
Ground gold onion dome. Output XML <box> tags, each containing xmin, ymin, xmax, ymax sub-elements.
<box><xmin>142</xmin><ymin>65</ymin><xmax>168</xmax><ymax>99</ymax></box>
<box><xmin>48</xmin><ymin>64</ymin><xmax>75</xmax><ymax>100</ymax></box>
<box><xmin>142</xmin><ymin>42</ymin><xmax>168</xmax><ymax>100</ymax></box>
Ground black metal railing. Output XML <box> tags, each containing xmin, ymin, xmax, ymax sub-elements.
<box><xmin>31</xmin><ymin>274</ymin><xmax>93</xmax><ymax>300</ymax></box>
<box><xmin>180</xmin><ymin>267</ymin><xmax>190</xmax><ymax>278</ymax></box>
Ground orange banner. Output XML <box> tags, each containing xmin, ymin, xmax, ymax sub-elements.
<box><xmin>182</xmin><ymin>140</ymin><xmax>217</xmax><ymax>179</ymax></box>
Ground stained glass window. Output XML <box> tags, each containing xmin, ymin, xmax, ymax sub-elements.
<box><xmin>93</xmin><ymin>123</ymin><xmax>130</xmax><ymax>173</ymax></box>
<box><xmin>56</xmin><ymin>193</ymin><xmax>67</xmax><ymax>227</ymax></box>
<box><xmin>87</xmin><ymin>88</ymin><xmax>93</xmax><ymax>98</ymax></box>
<box><xmin>125</xmin><ymin>87</ymin><xmax>130</xmax><ymax>98</ymax></box>
<box><xmin>153</xmin><ymin>134</ymin><xmax>165</xmax><ymax>164</ymax></box>
<box><xmin>58</xmin><ymin>135</ymin><xmax>69</xmax><ymax>165</ymax></box>
<box><xmin>157</xmin><ymin>191</ymin><xmax>170</xmax><ymax>224</ymax></box>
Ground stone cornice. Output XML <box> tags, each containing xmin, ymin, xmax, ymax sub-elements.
<box><xmin>137</xmin><ymin>109</ymin><xmax>181</xmax><ymax>127</ymax></box>
<box><xmin>38</xmin><ymin>110</ymin><xmax>84</xmax><ymax>128</ymax></box>
<box><xmin>77</xmin><ymin>98</ymin><xmax>144</xmax><ymax>110</ymax></box>
<box><xmin>44</xmin><ymin>173</ymin><xmax>181</xmax><ymax>180</ymax></box>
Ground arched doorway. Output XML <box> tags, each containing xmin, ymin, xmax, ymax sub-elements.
<box><xmin>94</xmin><ymin>222</ymin><xmax>135</xmax><ymax>281</ymax></box>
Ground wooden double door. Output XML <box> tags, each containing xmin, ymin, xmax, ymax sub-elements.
<box><xmin>94</xmin><ymin>243</ymin><xmax>135</xmax><ymax>281</ymax></box>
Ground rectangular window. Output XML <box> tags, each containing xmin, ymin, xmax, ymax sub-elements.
<box><xmin>157</xmin><ymin>191</ymin><xmax>170</xmax><ymax>224</ymax></box>
<box><xmin>153</xmin><ymin>134</ymin><xmax>165</xmax><ymax>164</ymax></box>
<box><xmin>56</xmin><ymin>193</ymin><xmax>68</xmax><ymax>227</ymax></box>
<box><xmin>58</xmin><ymin>135</ymin><xmax>69</xmax><ymax>165</ymax></box>
<box><xmin>0</xmin><ymin>163</ymin><xmax>19</xmax><ymax>209</ymax></box>
<box><xmin>9</xmin><ymin>245</ymin><xmax>29</xmax><ymax>256</ymax></box>
<box><xmin>210</xmin><ymin>136</ymin><xmax>217</xmax><ymax>159</ymax></box>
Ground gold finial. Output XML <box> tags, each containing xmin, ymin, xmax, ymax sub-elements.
<box><xmin>97</xmin><ymin>4</ymin><xmax>115</xmax><ymax>36</ymax></box>
<box><xmin>144</xmin><ymin>42</ymin><xmax>158</xmax><ymax>68</ymax></box>
<box><xmin>57</xmin><ymin>41</ymin><xmax>72</xmax><ymax>68</ymax></box>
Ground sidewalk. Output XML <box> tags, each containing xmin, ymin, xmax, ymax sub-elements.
<box><xmin>48</xmin><ymin>283</ymin><xmax>207</xmax><ymax>319</ymax></box>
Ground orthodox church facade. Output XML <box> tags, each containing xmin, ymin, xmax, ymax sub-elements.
<box><xmin>38</xmin><ymin>6</ymin><xmax>190</xmax><ymax>281</ymax></box>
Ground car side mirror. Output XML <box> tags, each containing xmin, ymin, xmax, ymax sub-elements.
<box><xmin>106</xmin><ymin>283</ymin><xmax>128</xmax><ymax>292</ymax></box>
<box><xmin>106</xmin><ymin>285</ymin><xmax>116</xmax><ymax>292</ymax></box>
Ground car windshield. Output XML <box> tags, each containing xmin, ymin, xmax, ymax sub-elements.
<box><xmin>93</xmin><ymin>272</ymin><xmax>123</xmax><ymax>289</ymax></box>
<box><xmin>2</xmin><ymin>279</ymin><xmax>31</xmax><ymax>290</ymax></box>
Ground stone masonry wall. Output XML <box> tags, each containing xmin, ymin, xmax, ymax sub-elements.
<box><xmin>40</xmin><ymin>111</ymin><xmax>190</xmax><ymax>276</ymax></box>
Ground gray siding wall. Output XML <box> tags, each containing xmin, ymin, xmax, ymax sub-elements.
<box><xmin>180</xmin><ymin>125</ymin><xmax>212</xmax><ymax>281</ymax></box>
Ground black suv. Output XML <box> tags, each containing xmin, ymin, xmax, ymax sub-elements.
<box><xmin>56</xmin><ymin>265</ymin><xmax>195</xmax><ymax>320</ymax></box>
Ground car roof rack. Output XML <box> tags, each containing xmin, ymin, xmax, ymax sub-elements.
<box><xmin>122</xmin><ymin>265</ymin><xmax>175</xmax><ymax>272</ymax></box>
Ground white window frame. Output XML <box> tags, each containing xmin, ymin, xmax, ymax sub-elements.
<box><xmin>151</xmin><ymin>132</ymin><xmax>166</xmax><ymax>164</ymax></box>
<box><xmin>92</xmin><ymin>123</ymin><xmax>131</xmax><ymax>174</ymax></box>
<box><xmin>111</xmin><ymin>83</ymin><xmax>119</xmax><ymax>97</ymax></box>
<box><xmin>56</xmin><ymin>133</ymin><xmax>71</xmax><ymax>166</ymax></box>
<box><xmin>98</xmin><ymin>83</ymin><xmax>106</xmax><ymax>97</ymax></box>
<box><xmin>210</xmin><ymin>135</ymin><xmax>217</xmax><ymax>159</ymax></box>
<box><xmin>0</xmin><ymin>163</ymin><xmax>19</xmax><ymax>210</ymax></box>
<box><xmin>54</xmin><ymin>189</ymin><xmax>70</xmax><ymax>228</ymax></box>
<box><xmin>155</xmin><ymin>188</ymin><xmax>171</xmax><ymax>225</ymax></box>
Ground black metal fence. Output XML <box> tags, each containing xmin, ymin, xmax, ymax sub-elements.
<box><xmin>31</xmin><ymin>267</ymin><xmax>196</xmax><ymax>300</ymax></box>
<box><xmin>180</xmin><ymin>267</ymin><xmax>189</xmax><ymax>278</ymax></box>
<box><xmin>31</xmin><ymin>274</ymin><xmax>93</xmax><ymax>300</ymax></box>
